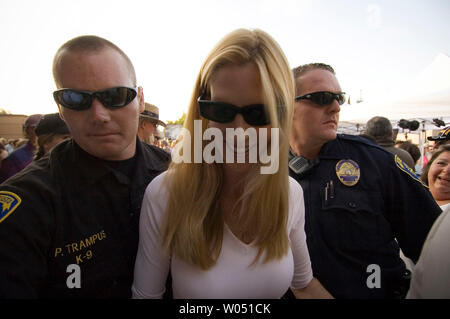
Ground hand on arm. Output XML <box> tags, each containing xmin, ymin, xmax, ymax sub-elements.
<box><xmin>292</xmin><ymin>277</ymin><xmax>334</xmax><ymax>299</ymax></box>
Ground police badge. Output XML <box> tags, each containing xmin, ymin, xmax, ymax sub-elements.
<box><xmin>336</xmin><ymin>159</ymin><xmax>360</xmax><ymax>186</ymax></box>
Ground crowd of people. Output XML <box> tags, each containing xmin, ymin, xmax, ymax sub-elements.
<box><xmin>0</xmin><ymin>29</ymin><xmax>449</xmax><ymax>300</ymax></box>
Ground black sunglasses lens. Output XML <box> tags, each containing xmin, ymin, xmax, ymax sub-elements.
<box><xmin>338</xmin><ymin>93</ymin><xmax>346</xmax><ymax>105</ymax></box>
<box><xmin>313</xmin><ymin>92</ymin><xmax>334</xmax><ymax>105</ymax></box>
<box><xmin>200</xmin><ymin>102</ymin><xmax>236</xmax><ymax>123</ymax></box>
<box><xmin>54</xmin><ymin>90</ymin><xmax>91</xmax><ymax>110</ymax></box>
<box><xmin>242</xmin><ymin>105</ymin><xmax>269</xmax><ymax>125</ymax></box>
<box><xmin>310</xmin><ymin>92</ymin><xmax>346</xmax><ymax>106</ymax></box>
<box><xmin>54</xmin><ymin>87</ymin><xmax>136</xmax><ymax>110</ymax></box>
<box><xmin>98</xmin><ymin>87</ymin><xmax>136</xmax><ymax>108</ymax></box>
<box><xmin>199</xmin><ymin>101</ymin><xmax>269</xmax><ymax>125</ymax></box>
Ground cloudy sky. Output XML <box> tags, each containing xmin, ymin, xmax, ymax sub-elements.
<box><xmin>0</xmin><ymin>0</ymin><xmax>449</xmax><ymax>123</ymax></box>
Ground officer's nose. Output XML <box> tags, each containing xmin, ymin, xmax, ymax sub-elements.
<box><xmin>90</xmin><ymin>98</ymin><xmax>111</xmax><ymax>123</ymax></box>
<box><xmin>327</xmin><ymin>99</ymin><xmax>341</xmax><ymax>115</ymax></box>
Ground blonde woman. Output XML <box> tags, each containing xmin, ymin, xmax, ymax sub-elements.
<box><xmin>132</xmin><ymin>29</ymin><xmax>332</xmax><ymax>299</ymax></box>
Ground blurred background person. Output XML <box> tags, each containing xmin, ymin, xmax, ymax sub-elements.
<box><xmin>34</xmin><ymin>113</ymin><xmax>71</xmax><ymax>160</ymax></box>
<box><xmin>159</xmin><ymin>139</ymin><xmax>171</xmax><ymax>153</ymax></box>
<box><xmin>8</xmin><ymin>139</ymin><xmax>19</xmax><ymax>150</ymax></box>
<box><xmin>395</xmin><ymin>141</ymin><xmax>422</xmax><ymax>174</ymax></box>
<box><xmin>14</xmin><ymin>139</ymin><xmax>28</xmax><ymax>149</ymax></box>
<box><xmin>427</xmin><ymin>126</ymin><xmax>450</xmax><ymax>153</ymax></box>
<box><xmin>358</xmin><ymin>133</ymin><xmax>377</xmax><ymax>144</ymax></box>
<box><xmin>365</xmin><ymin>116</ymin><xmax>415</xmax><ymax>169</ymax></box>
<box><xmin>137</xmin><ymin>103</ymin><xmax>166</xmax><ymax>145</ymax></box>
<box><xmin>0</xmin><ymin>143</ymin><xmax>8</xmax><ymax>168</ymax></box>
<box><xmin>0</xmin><ymin>138</ymin><xmax>14</xmax><ymax>155</ymax></box>
<box><xmin>408</xmin><ymin>144</ymin><xmax>450</xmax><ymax>298</ymax></box>
<box><xmin>0</xmin><ymin>114</ymin><xmax>42</xmax><ymax>183</ymax></box>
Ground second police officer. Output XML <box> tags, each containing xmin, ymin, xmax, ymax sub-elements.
<box><xmin>288</xmin><ymin>63</ymin><xmax>442</xmax><ymax>299</ymax></box>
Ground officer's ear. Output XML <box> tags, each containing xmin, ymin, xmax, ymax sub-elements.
<box><xmin>137</xmin><ymin>86</ymin><xmax>144</xmax><ymax>113</ymax></box>
<box><xmin>58</xmin><ymin>107</ymin><xmax>68</xmax><ymax>125</ymax></box>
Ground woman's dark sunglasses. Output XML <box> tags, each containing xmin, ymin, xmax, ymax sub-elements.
<box><xmin>198</xmin><ymin>96</ymin><xmax>270</xmax><ymax>126</ymax></box>
<box><xmin>53</xmin><ymin>87</ymin><xmax>137</xmax><ymax>111</ymax></box>
<box><xmin>295</xmin><ymin>91</ymin><xmax>346</xmax><ymax>106</ymax></box>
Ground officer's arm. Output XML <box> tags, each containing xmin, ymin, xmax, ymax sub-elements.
<box><xmin>385</xmin><ymin>156</ymin><xmax>442</xmax><ymax>262</ymax></box>
<box><xmin>0</xmin><ymin>183</ymin><xmax>53</xmax><ymax>298</ymax></box>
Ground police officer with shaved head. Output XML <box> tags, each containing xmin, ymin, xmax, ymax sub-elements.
<box><xmin>0</xmin><ymin>36</ymin><xmax>170</xmax><ymax>298</ymax></box>
<box><xmin>288</xmin><ymin>63</ymin><xmax>441</xmax><ymax>298</ymax></box>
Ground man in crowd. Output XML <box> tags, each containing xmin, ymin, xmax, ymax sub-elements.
<box><xmin>428</xmin><ymin>126</ymin><xmax>450</xmax><ymax>149</ymax></box>
<box><xmin>288</xmin><ymin>63</ymin><xmax>441</xmax><ymax>298</ymax></box>
<box><xmin>365</xmin><ymin>116</ymin><xmax>415</xmax><ymax>169</ymax></box>
<box><xmin>0</xmin><ymin>35</ymin><xmax>170</xmax><ymax>298</ymax></box>
<box><xmin>137</xmin><ymin>102</ymin><xmax>166</xmax><ymax>144</ymax></box>
<box><xmin>0</xmin><ymin>114</ymin><xmax>42</xmax><ymax>183</ymax></box>
<box><xmin>33</xmin><ymin>112</ymin><xmax>71</xmax><ymax>160</ymax></box>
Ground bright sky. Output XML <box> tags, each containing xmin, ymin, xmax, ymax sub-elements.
<box><xmin>0</xmin><ymin>0</ymin><xmax>449</xmax><ymax>123</ymax></box>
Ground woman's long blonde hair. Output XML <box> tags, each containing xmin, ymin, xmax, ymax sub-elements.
<box><xmin>162</xmin><ymin>28</ymin><xmax>295</xmax><ymax>269</ymax></box>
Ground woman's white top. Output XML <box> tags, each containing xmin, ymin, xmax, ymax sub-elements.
<box><xmin>132</xmin><ymin>172</ymin><xmax>313</xmax><ymax>299</ymax></box>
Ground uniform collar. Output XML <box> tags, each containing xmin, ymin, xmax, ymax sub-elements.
<box><xmin>71</xmin><ymin>140</ymin><xmax>112</xmax><ymax>184</ymax></box>
<box><xmin>319</xmin><ymin>135</ymin><xmax>348</xmax><ymax>160</ymax></box>
<box><xmin>65</xmin><ymin>138</ymin><xmax>166</xmax><ymax>186</ymax></box>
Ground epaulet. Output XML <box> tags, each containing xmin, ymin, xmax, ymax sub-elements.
<box><xmin>337</xmin><ymin>133</ymin><xmax>395</xmax><ymax>154</ymax></box>
<box><xmin>393</xmin><ymin>154</ymin><xmax>427</xmax><ymax>187</ymax></box>
<box><xmin>337</xmin><ymin>134</ymin><xmax>378</xmax><ymax>147</ymax></box>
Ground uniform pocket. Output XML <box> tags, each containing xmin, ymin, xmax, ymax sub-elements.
<box><xmin>319</xmin><ymin>186</ymin><xmax>389</xmax><ymax>252</ymax></box>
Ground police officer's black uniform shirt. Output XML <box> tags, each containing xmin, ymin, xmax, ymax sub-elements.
<box><xmin>0</xmin><ymin>138</ymin><xmax>170</xmax><ymax>298</ymax></box>
<box><xmin>289</xmin><ymin>134</ymin><xmax>441</xmax><ymax>299</ymax></box>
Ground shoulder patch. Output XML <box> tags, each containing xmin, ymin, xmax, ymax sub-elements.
<box><xmin>394</xmin><ymin>155</ymin><xmax>427</xmax><ymax>187</ymax></box>
<box><xmin>0</xmin><ymin>191</ymin><xmax>22</xmax><ymax>223</ymax></box>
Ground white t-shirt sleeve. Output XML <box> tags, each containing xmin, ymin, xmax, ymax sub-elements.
<box><xmin>132</xmin><ymin>172</ymin><xmax>171</xmax><ymax>299</ymax></box>
<box><xmin>407</xmin><ymin>206</ymin><xmax>450</xmax><ymax>299</ymax></box>
<box><xmin>288</xmin><ymin>177</ymin><xmax>314</xmax><ymax>290</ymax></box>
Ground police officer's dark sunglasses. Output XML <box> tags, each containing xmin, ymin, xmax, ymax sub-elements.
<box><xmin>53</xmin><ymin>86</ymin><xmax>137</xmax><ymax>111</ymax></box>
<box><xmin>295</xmin><ymin>91</ymin><xmax>346</xmax><ymax>106</ymax></box>
<box><xmin>198</xmin><ymin>95</ymin><xmax>270</xmax><ymax>126</ymax></box>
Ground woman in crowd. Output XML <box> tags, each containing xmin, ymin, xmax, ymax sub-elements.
<box><xmin>132</xmin><ymin>28</ymin><xmax>332</xmax><ymax>299</ymax></box>
<box><xmin>408</xmin><ymin>144</ymin><xmax>450</xmax><ymax>298</ymax></box>
<box><xmin>420</xmin><ymin>144</ymin><xmax>450</xmax><ymax>209</ymax></box>
<box><xmin>395</xmin><ymin>141</ymin><xmax>422</xmax><ymax>174</ymax></box>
